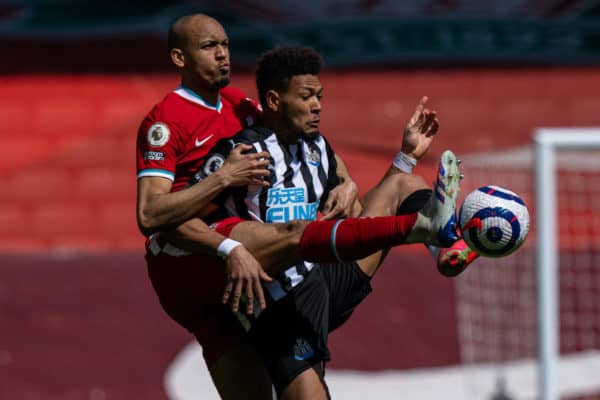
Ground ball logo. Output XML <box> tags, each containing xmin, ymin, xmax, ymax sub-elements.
<box><xmin>147</xmin><ymin>123</ymin><xmax>170</xmax><ymax>147</ymax></box>
<box><xmin>459</xmin><ymin>185</ymin><xmax>530</xmax><ymax>258</ymax></box>
<box><xmin>463</xmin><ymin>207</ymin><xmax>520</xmax><ymax>257</ymax></box>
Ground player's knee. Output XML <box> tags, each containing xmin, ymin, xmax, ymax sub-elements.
<box><xmin>281</xmin><ymin>220</ymin><xmax>310</xmax><ymax>237</ymax></box>
<box><xmin>263</xmin><ymin>220</ymin><xmax>309</xmax><ymax>250</ymax></box>
<box><xmin>390</xmin><ymin>172</ymin><xmax>428</xmax><ymax>192</ymax></box>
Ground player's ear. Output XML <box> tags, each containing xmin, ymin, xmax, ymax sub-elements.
<box><xmin>171</xmin><ymin>48</ymin><xmax>185</xmax><ymax>68</ymax></box>
<box><xmin>265</xmin><ymin>90</ymin><xmax>280</xmax><ymax>112</ymax></box>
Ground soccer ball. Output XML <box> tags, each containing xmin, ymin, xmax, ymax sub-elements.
<box><xmin>459</xmin><ymin>185</ymin><xmax>530</xmax><ymax>258</ymax></box>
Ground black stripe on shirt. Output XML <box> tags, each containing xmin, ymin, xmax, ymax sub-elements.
<box><xmin>279</xmin><ymin>138</ymin><xmax>295</xmax><ymax>188</ymax></box>
<box><xmin>298</xmin><ymin>142</ymin><xmax>317</xmax><ymax>203</ymax></box>
<box><xmin>257</xmin><ymin>139</ymin><xmax>270</xmax><ymax>222</ymax></box>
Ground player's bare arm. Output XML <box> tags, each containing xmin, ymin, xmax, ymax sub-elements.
<box><xmin>137</xmin><ymin>144</ymin><xmax>270</xmax><ymax>236</ymax></box>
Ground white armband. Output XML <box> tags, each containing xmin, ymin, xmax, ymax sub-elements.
<box><xmin>217</xmin><ymin>238</ymin><xmax>242</xmax><ymax>259</ymax></box>
<box><xmin>392</xmin><ymin>151</ymin><xmax>417</xmax><ymax>174</ymax></box>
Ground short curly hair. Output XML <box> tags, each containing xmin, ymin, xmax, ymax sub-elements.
<box><xmin>256</xmin><ymin>46</ymin><xmax>323</xmax><ymax>106</ymax></box>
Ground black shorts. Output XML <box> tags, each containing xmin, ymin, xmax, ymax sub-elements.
<box><xmin>247</xmin><ymin>261</ymin><xmax>372</xmax><ymax>394</ymax></box>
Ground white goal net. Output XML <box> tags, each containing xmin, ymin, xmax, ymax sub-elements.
<box><xmin>454</xmin><ymin>129</ymin><xmax>600</xmax><ymax>400</ymax></box>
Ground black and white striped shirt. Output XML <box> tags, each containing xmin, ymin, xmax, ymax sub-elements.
<box><xmin>194</xmin><ymin>126</ymin><xmax>339</xmax><ymax>298</ymax></box>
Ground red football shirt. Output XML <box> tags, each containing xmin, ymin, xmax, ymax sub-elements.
<box><xmin>136</xmin><ymin>85</ymin><xmax>261</xmax><ymax>192</ymax></box>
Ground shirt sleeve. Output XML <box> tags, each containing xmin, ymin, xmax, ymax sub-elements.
<box><xmin>136</xmin><ymin>114</ymin><xmax>182</xmax><ymax>181</ymax></box>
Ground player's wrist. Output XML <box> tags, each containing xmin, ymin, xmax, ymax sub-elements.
<box><xmin>343</xmin><ymin>179</ymin><xmax>358</xmax><ymax>197</ymax></box>
<box><xmin>393</xmin><ymin>151</ymin><xmax>417</xmax><ymax>173</ymax></box>
<box><xmin>217</xmin><ymin>238</ymin><xmax>242</xmax><ymax>259</ymax></box>
<box><xmin>211</xmin><ymin>169</ymin><xmax>232</xmax><ymax>188</ymax></box>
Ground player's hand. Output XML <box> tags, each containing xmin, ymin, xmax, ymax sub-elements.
<box><xmin>217</xmin><ymin>144</ymin><xmax>271</xmax><ymax>187</ymax></box>
<box><xmin>402</xmin><ymin>96</ymin><xmax>439</xmax><ymax>160</ymax></box>
<box><xmin>222</xmin><ymin>245</ymin><xmax>272</xmax><ymax>315</ymax></box>
<box><xmin>320</xmin><ymin>179</ymin><xmax>359</xmax><ymax>220</ymax></box>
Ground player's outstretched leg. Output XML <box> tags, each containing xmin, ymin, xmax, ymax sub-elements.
<box><xmin>409</xmin><ymin>150</ymin><xmax>461</xmax><ymax>247</ymax></box>
<box><xmin>426</xmin><ymin>152</ymin><xmax>480</xmax><ymax>277</ymax></box>
<box><xmin>429</xmin><ymin>150</ymin><xmax>462</xmax><ymax>246</ymax></box>
<box><xmin>231</xmin><ymin>151</ymin><xmax>461</xmax><ymax>272</ymax></box>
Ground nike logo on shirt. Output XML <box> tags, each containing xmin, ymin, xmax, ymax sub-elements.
<box><xmin>195</xmin><ymin>135</ymin><xmax>213</xmax><ymax>147</ymax></box>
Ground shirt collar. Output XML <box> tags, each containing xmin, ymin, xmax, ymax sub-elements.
<box><xmin>173</xmin><ymin>85</ymin><xmax>222</xmax><ymax>112</ymax></box>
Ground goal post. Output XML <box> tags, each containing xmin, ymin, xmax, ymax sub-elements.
<box><xmin>535</xmin><ymin>129</ymin><xmax>600</xmax><ymax>400</ymax></box>
<box><xmin>454</xmin><ymin>129</ymin><xmax>600</xmax><ymax>400</ymax></box>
